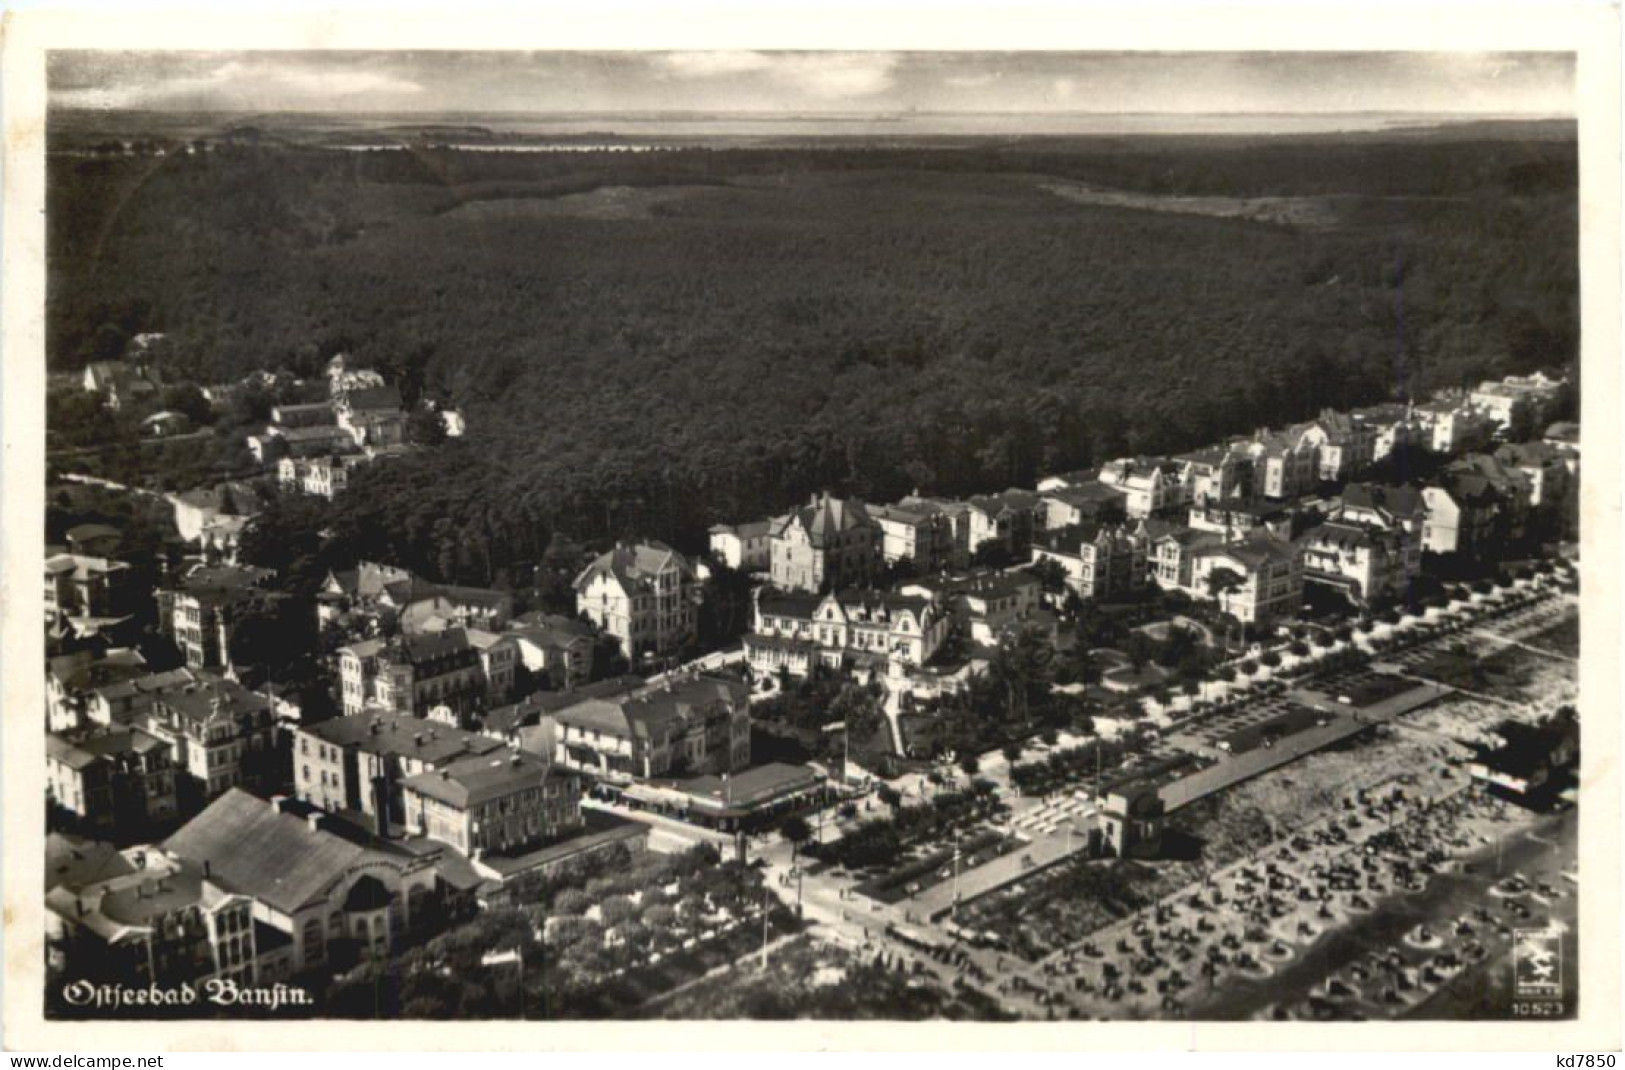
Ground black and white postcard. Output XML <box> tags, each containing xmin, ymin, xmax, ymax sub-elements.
<box><xmin>2</xmin><ymin>3</ymin><xmax>1619</xmax><ymax>1053</ymax></box>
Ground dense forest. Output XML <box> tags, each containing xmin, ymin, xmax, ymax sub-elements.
<box><xmin>47</xmin><ymin>127</ymin><xmax>1577</xmax><ymax>585</ymax></box>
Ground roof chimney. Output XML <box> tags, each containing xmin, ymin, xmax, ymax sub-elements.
<box><xmin>203</xmin><ymin>859</ymin><xmax>212</xmax><ymax>879</ymax></box>
<box><xmin>269</xmin><ymin>794</ymin><xmax>288</xmax><ymax>814</ymax></box>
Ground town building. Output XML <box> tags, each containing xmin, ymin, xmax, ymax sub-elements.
<box><xmin>1186</xmin><ymin>499</ymin><xmax>1293</xmax><ymax>541</ymax></box>
<box><xmin>168</xmin><ymin>482</ymin><xmax>264</xmax><ymax>547</ymax></box>
<box><xmin>64</xmin><ymin>523</ymin><xmax>123</xmax><ymax>558</ymax></box>
<box><xmin>140</xmin><ymin>673</ymin><xmax>278</xmax><ymax>804</ymax></box>
<box><xmin>315</xmin><ymin>560</ymin><xmax>417</xmax><ymax>628</ymax></box>
<box><xmin>47</xmin><ymin>648</ymin><xmax>149</xmax><ymax>733</ymax></box>
<box><xmin>1097</xmin><ymin>457</ymin><xmax>1189</xmax><ymax>518</ymax></box>
<box><xmin>82</xmin><ymin>358</ymin><xmax>162</xmax><ymax>411</ymax></box>
<box><xmin>573</xmin><ymin>541</ymin><xmax>701</xmax><ymax>660</ymax></box>
<box><xmin>618</xmin><ymin>762</ymin><xmax>830</xmax><ymax>834</ymax></box>
<box><xmin>293</xmin><ymin>712</ymin><xmax>505</xmax><ymax>833</ymax></box>
<box><xmin>317</xmin><ymin>561</ymin><xmax>512</xmax><ymax>634</ymax></box>
<box><xmin>140</xmin><ymin>411</ymin><xmax>192</xmax><ymax>439</ymax></box>
<box><xmin>337</xmin><ymin>629</ymin><xmax>489</xmax><ymax>721</ymax></box>
<box><xmin>47</xmin><ymin>726</ymin><xmax>178</xmax><ymax>834</ymax></box>
<box><xmin>1445</xmin><ymin>454</ymin><xmax>1533</xmax><ymax>540</ymax></box>
<box><xmin>44</xmin><ymin>552</ymin><xmax>133</xmax><ymax>625</ymax></box>
<box><xmin>1469</xmin><ymin>371</ymin><xmax>1567</xmax><ymax>432</ymax></box>
<box><xmin>277</xmin><ymin>453</ymin><xmax>366</xmax><ymax>499</ymax></box>
<box><xmin>767</xmin><ymin>493</ymin><xmax>882</xmax><ymax>593</ymax></box>
<box><xmin>1237</xmin><ymin>432</ymin><xmax>1320</xmax><ymax>501</ymax></box>
<box><xmin>551</xmin><ymin>674</ymin><xmax>751</xmax><ymax>784</ymax></box>
<box><xmin>961</xmin><ymin>490</ymin><xmax>1044</xmax><ymax>556</ymax></box>
<box><xmin>85</xmin><ymin>668</ymin><xmax>198</xmax><ymax>729</ymax></box>
<box><xmin>1144</xmin><ymin>521</ymin><xmax>1224</xmax><ymax>592</ymax></box>
<box><xmin>270</xmin><ymin>401</ymin><xmax>338</xmax><ymax>429</ymax></box>
<box><xmin>746</xmin><ymin>587</ymin><xmax>948</xmax><ymax>678</ymax></box>
<box><xmin>898</xmin><ymin>569</ymin><xmax>1041</xmax><ymax>645</ymax></box>
<box><xmin>398</xmin><ymin>583</ymin><xmax>514</xmax><ymax>635</ymax></box>
<box><xmin>1346</xmin><ymin>402</ymin><xmax>1421</xmax><ymax>464</ymax></box>
<box><xmin>1495</xmin><ymin>441</ymin><xmax>1577</xmax><ymax>509</ymax></box>
<box><xmin>158</xmin><ymin>564</ymin><xmax>280</xmax><ymax>672</ymax></box>
<box><xmin>269</xmin><ymin>423</ymin><xmax>358</xmax><ymax>461</ymax></box>
<box><xmin>165</xmin><ymin>790</ymin><xmax>442</xmax><ymax>973</ymax></box>
<box><xmin>1173</xmin><ymin>448</ymin><xmax>1250</xmax><ymax>507</ymax></box>
<box><xmin>1187</xmin><ymin>532</ymin><xmax>1304</xmax><ymax>626</ymax></box>
<box><xmin>463</xmin><ymin>628</ymin><xmax>518</xmax><ymax>710</ymax></box>
<box><xmin>1543</xmin><ymin>421</ymin><xmax>1580</xmax><ymax>452</ymax></box>
<box><xmin>1412</xmin><ymin>400</ymin><xmax>1495</xmax><ymax>456</ymax></box>
<box><xmin>1029</xmin><ymin>523</ymin><xmax>1148</xmax><ymax>601</ymax></box>
<box><xmin>503</xmin><ymin>614</ymin><xmax>596</xmax><ymax>690</ymax></box>
<box><xmin>1293</xmin><ymin>409</ymin><xmax>1379</xmax><ymax>481</ymax></box>
<box><xmin>707</xmin><ymin>519</ymin><xmax>773</xmax><ymax>573</ymax></box>
<box><xmin>1329</xmin><ymin>483</ymin><xmax>1426</xmax><ymax>580</ymax></box>
<box><xmin>46</xmin><ymin>846</ymin><xmax>261</xmax><ymax>988</ymax></box>
<box><xmin>336</xmin><ymin>384</ymin><xmax>408</xmax><ymax>448</ymax></box>
<box><xmin>326</xmin><ymin>353</ymin><xmax>388</xmax><ymax>399</ymax></box>
<box><xmin>1296</xmin><ymin>519</ymin><xmax>1413</xmax><ymax>605</ymax></box>
<box><xmin>401</xmin><ymin>749</ymin><xmax>583</xmax><ymax>858</ymax></box>
<box><xmin>869</xmin><ymin>502</ymin><xmax>957</xmax><ymax>574</ymax></box>
<box><xmin>1038</xmin><ymin>482</ymin><xmax>1128</xmax><ymax>530</ymax></box>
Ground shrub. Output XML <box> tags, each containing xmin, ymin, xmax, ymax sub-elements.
<box><xmin>552</xmin><ymin>888</ymin><xmax>591</xmax><ymax>917</ymax></box>
<box><xmin>600</xmin><ymin>895</ymin><xmax>636</xmax><ymax>927</ymax></box>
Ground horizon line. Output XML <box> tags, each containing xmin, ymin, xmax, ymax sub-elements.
<box><xmin>49</xmin><ymin>106</ymin><xmax>1577</xmax><ymax>120</ymax></box>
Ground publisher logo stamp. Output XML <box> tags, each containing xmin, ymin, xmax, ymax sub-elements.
<box><xmin>1514</xmin><ymin>928</ymin><xmax>1562</xmax><ymax>999</ymax></box>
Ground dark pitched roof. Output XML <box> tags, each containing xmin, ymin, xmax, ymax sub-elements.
<box><xmin>507</xmin><ymin>624</ymin><xmax>593</xmax><ymax>658</ymax></box>
<box><xmin>1197</xmin><ymin>531</ymin><xmax>1300</xmax><ymax>570</ymax></box>
<box><xmin>1298</xmin><ymin>520</ymin><xmax>1377</xmax><ymax>551</ymax></box>
<box><xmin>774</xmin><ymin>495</ymin><xmax>877</xmax><ymax>547</ymax></box>
<box><xmin>967</xmin><ymin>488</ymin><xmax>1042</xmax><ymax>515</ymax></box>
<box><xmin>1042</xmin><ymin>482</ymin><xmax>1125</xmax><ymax>507</ymax></box>
<box><xmin>831</xmin><ymin>588</ymin><xmax>933</xmax><ymax>619</ymax></box>
<box><xmin>166</xmin><ymin>790</ymin><xmax>407</xmax><ymax>914</ymax></box>
<box><xmin>48</xmin><ymin>648</ymin><xmax>147</xmax><ymax>691</ymax></box>
<box><xmin>573</xmin><ymin>540</ymin><xmax>695</xmax><ymax>595</ymax></box>
<box><xmin>303</xmin><ymin>712</ymin><xmax>501</xmax><ymax>765</ymax></box>
<box><xmin>402</xmin><ymin>750</ymin><xmax>566</xmax><ymax>809</ymax></box>
<box><xmin>672</xmin><ymin>763</ymin><xmax>824</xmax><ymax>811</ymax></box>
<box><xmin>47</xmin><ymin>833</ymin><xmax>136</xmax><ymax>893</ymax></box>
<box><xmin>756</xmin><ymin>588</ymin><xmax>823</xmax><ymax>619</ymax></box>
<box><xmin>1339</xmin><ymin>482</ymin><xmax>1426</xmax><ymax>520</ymax></box>
<box><xmin>906</xmin><ymin>569</ymin><xmax>1037</xmax><ymax>601</ymax></box>
<box><xmin>345</xmin><ymin>384</ymin><xmax>404</xmax><ymax>411</ymax></box>
<box><xmin>868</xmin><ymin>503</ymin><xmax>938</xmax><ymax>527</ymax></box>
<box><xmin>553</xmin><ymin>675</ymin><xmax>747</xmax><ymax>741</ymax></box>
<box><xmin>49</xmin><ymin>726</ymin><xmax>169</xmax><ymax>770</ymax></box>
<box><xmin>152</xmin><ymin>676</ymin><xmax>270</xmax><ymax>729</ymax></box>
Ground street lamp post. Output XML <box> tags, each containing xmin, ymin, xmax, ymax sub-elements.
<box><xmin>761</xmin><ymin>885</ymin><xmax>772</xmax><ymax>969</ymax></box>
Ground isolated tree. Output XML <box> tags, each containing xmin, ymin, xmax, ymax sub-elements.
<box><xmin>1204</xmin><ymin>569</ymin><xmax>1246</xmax><ymax>650</ymax></box>
<box><xmin>829</xmin><ymin>682</ymin><xmax>884</xmax><ymax>756</ymax></box>
<box><xmin>780</xmin><ymin>815</ymin><xmax>813</xmax><ymax>859</ymax></box>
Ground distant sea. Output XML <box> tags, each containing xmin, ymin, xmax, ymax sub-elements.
<box><xmin>49</xmin><ymin>107</ymin><xmax>1575</xmax><ymax>152</ymax></box>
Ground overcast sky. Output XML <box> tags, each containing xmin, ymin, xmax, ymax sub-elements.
<box><xmin>49</xmin><ymin>51</ymin><xmax>1574</xmax><ymax>116</ymax></box>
